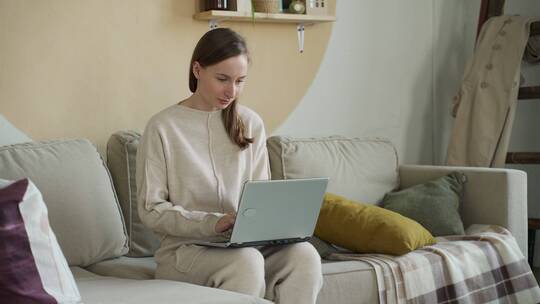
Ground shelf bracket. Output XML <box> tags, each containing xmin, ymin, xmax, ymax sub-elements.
<box><xmin>297</xmin><ymin>23</ymin><xmax>305</xmax><ymax>53</ymax></box>
<box><xmin>209</xmin><ymin>19</ymin><xmax>219</xmax><ymax>29</ymax></box>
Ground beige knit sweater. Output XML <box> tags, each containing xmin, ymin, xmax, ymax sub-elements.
<box><xmin>136</xmin><ymin>103</ymin><xmax>270</xmax><ymax>252</ymax></box>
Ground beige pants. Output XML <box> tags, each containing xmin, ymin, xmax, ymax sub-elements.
<box><xmin>155</xmin><ymin>242</ymin><xmax>323</xmax><ymax>304</ymax></box>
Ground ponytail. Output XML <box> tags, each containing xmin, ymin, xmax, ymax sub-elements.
<box><xmin>221</xmin><ymin>100</ymin><xmax>253</xmax><ymax>149</ymax></box>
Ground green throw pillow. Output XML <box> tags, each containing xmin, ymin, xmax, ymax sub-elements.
<box><xmin>381</xmin><ymin>172</ymin><xmax>466</xmax><ymax>236</ymax></box>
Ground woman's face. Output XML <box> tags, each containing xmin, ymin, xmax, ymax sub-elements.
<box><xmin>193</xmin><ymin>54</ymin><xmax>248</xmax><ymax>111</ymax></box>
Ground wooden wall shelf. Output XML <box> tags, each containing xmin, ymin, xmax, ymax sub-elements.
<box><xmin>194</xmin><ymin>9</ymin><xmax>336</xmax><ymax>52</ymax></box>
<box><xmin>194</xmin><ymin>10</ymin><xmax>336</xmax><ymax>24</ymax></box>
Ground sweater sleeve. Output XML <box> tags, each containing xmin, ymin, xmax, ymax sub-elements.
<box><xmin>136</xmin><ymin>125</ymin><xmax>223</xmax><ymax>239</ymax></box>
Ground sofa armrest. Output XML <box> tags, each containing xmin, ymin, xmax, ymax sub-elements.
<box><xmin>399</xmin><ymin>165</ymin><xmax>528</xmax><ymax>258</ymax></box>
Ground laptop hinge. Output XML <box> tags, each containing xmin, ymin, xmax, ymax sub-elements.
<box><xmin>229</xmin><ymin>237</ymin><xmax>311</xmax><ymax>248</ymax></box>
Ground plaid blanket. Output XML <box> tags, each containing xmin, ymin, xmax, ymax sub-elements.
<box><xmin>326</xmin><ymin>225</ymin><xmax>540</xmax><ymax>304</ymax></box>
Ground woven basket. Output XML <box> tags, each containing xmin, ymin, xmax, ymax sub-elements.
<box><xmin>252</xmin><ymin>0</ymin><xmax>281</xmax><ymax>13</ymax></box>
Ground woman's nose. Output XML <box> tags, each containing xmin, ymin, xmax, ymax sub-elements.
<box><xmin>225</xmin><ymin>83</ymin><xmax>235</xmax><ymax>98</ymax></box>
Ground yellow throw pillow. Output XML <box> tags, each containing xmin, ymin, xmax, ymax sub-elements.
<box><xmin>314</xmin><ymin>193</ymin><xmax>436</xmax><ymax>255</ymax></box>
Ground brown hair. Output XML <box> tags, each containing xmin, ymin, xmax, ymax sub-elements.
<box><xmin>189</xmin><ymin>28</ymin><xmax>253</xmax><ymax>149</ymax></box>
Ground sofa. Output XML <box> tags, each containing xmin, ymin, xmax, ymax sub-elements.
<box><xmin>0</xmin><ymin>131</ymin><xmax>528</xmax><ymax>304</ymax></box>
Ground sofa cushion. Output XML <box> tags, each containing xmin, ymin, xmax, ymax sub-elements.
<box><xmin>267</xmin><ymin>136</ymin><xmax>399</xmax><ymax>204</ymax></box>
<box><xmin>0</xmin><ymin>179</ymin><xmax>81</xmax><ymax>303</ymax></box>
<box><xmin>0</xmin><ymin>139</ymin><xmax>128</xmax><ymax>266</ymax></box>
<box><xmin>315</xmin><ymin>193</ymin><xmax>436</xmax><ymax>255</ymax></box>
<box><xmin>72</xmin><ymin>267</ymin><xmax>271</xmax><ymax>304</ymax></box>
<box><xmin>86</xmin><ymin>256</ymin><xmax>156</xmax><ymax>280</ymax></box>
<box><xmin>107</xmin><ymin>130</ymin><xmax>160</xmax><ymax>257</ymax></box>
<box><xmin>382</xmin><ymin>172</ymin><xmax>466</xmax><ymax>236</ymax></box>
<box><xmin>318</xmin><ymin>260</ymin><xmax>377</xmax><ymax>304</ymax></box>
<box><xmin>82</xmin><ymin>256</ymin><xmax>377</xmax><ymax>304</ymax></box>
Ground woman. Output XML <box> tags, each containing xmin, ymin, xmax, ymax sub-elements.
<box><xmin>136</xmin><ymin>28</ymin><xmax>323</xmax><ymax>303</ymax></box>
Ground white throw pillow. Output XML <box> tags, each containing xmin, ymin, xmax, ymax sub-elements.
<box><xmin>0</xmin><ymin>178</ymin><xmax>81</xmax><ymax>303</ymax></box>
<box><xmin>0</xmin><ymin>114</ymin><xmax>31</xmax><ymax>146</ymax></box>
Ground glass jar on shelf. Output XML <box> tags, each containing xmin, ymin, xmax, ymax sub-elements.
<box><xmin>201</xmin><ymin>0</ymin><xmax>237</xmax><ymax>11</ymax></box>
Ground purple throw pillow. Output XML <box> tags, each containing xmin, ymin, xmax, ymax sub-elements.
<box><xmin>0</xmin><ymin>179</ymin><xmax>57</xmax><ymax>303</ymax></box>
<box><xmin>0</xmin><ymin>177</ymin><xmax>80</xmax><ymax>303</ymax></box>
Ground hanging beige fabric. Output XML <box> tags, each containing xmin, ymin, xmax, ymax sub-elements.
<box><xmin>447</xmin><ymin>15</ymin><xmax>537</xmax><ymax>168</ymax></box>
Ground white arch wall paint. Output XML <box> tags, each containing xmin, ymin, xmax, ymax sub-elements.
<box><xmin>432</xmin><ymin>0</ymin><xmax>481</xmax><ymax>165</ymax></box>
<box><xmin>274</xmin><ymin>0</ymin><xmax>480</xmax><ymax>165</ymax></box>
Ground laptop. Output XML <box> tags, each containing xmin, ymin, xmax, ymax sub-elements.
<box><xmin>194</xmin><ymin>177</ymin><xmax>329</xmax><ymax>248</ymax></box>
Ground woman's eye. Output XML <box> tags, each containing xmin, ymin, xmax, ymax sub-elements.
<box><xmin>217</xmin><ymin>78</ymin><xmax>227</xmax><ymax>82</ymax></box>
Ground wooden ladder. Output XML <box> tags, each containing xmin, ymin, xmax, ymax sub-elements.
<box><xmin>477</xmin><ymin>0</ymin><xmax>540</xmax><ymax>266</ymax></box>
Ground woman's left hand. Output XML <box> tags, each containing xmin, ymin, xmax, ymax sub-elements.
<box><xmin>215</xmin><ymin>212</ymin><xmax>236</xmax><ymax>233</ymax></box>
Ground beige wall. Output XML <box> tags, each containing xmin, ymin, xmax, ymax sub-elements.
<box><xmin>0</xmin><ymin>0</ymin><xmax>334</xmax><ymax>153</ymax></box>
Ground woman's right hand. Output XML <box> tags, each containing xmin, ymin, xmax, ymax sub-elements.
<box><xmin>215</xmin><ymin>212</ymin><xmax>236</xmax><ymax>233</ymax></box>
